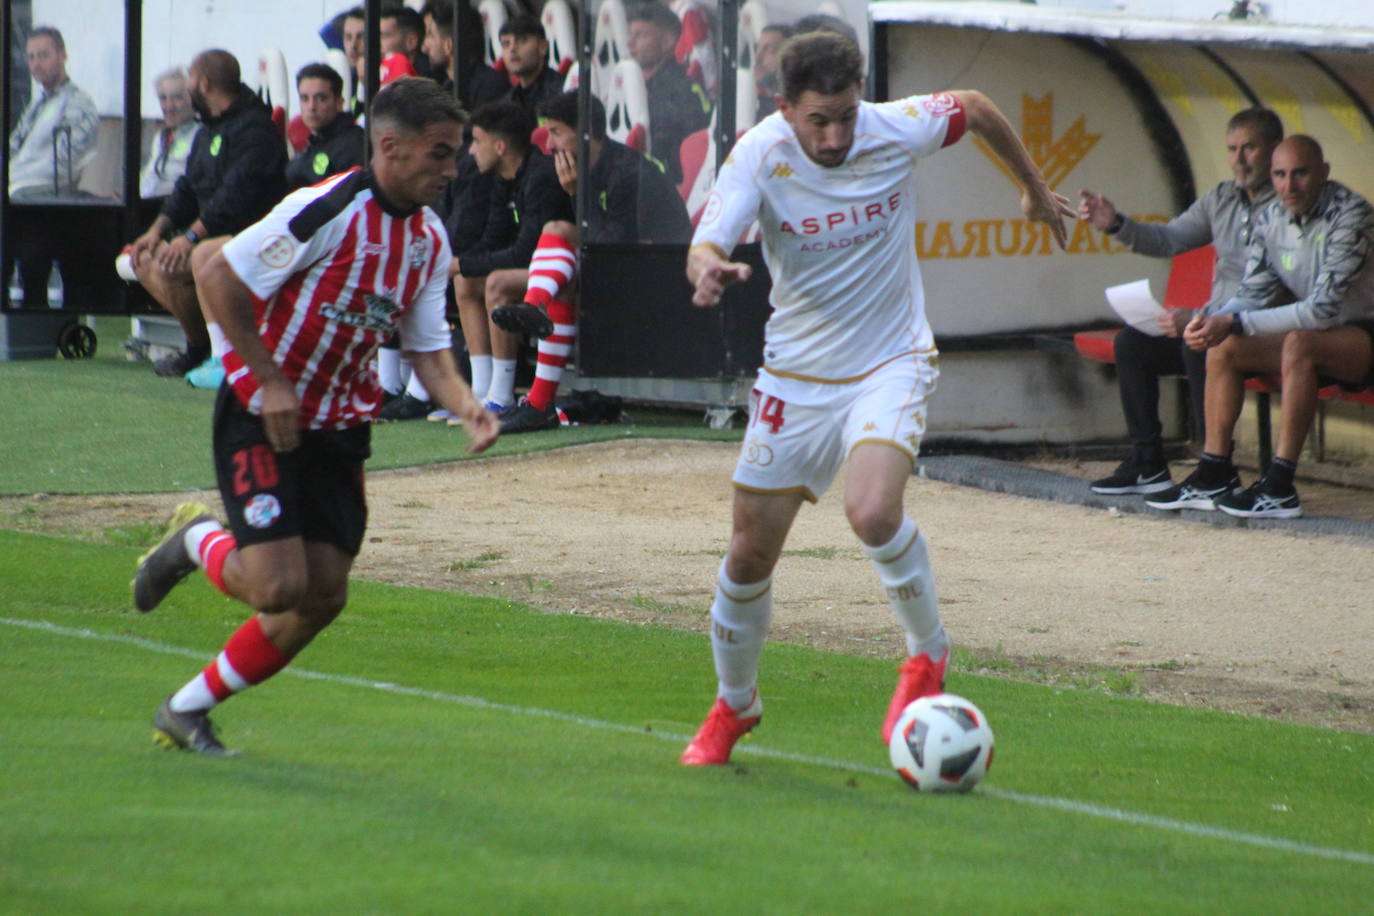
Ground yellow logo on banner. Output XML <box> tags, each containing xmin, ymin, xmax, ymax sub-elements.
<box><xmin>974</xmin><ymin>92</ymin><xmax>1099</xmax><ymax>191</ymax></box>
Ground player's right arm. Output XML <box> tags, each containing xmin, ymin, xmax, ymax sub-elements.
<box><xmin>685</xmin><ymin>135</ymin><xmax>763</xmax><ymax>307</ymax></box>
<box><xmin>952</xmin><ymin>90</ymin><xmax>1074</xmax><ymax>250</ymax></box>
<box><xmin>194</xmin><ymin>247</ymin><xmax>301</xmax><ymax>452</ymax></box>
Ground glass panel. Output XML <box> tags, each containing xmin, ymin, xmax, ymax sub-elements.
<box><xmin>6</xmin><ymin>2</ymin><xmax>127</xmax><ymax>311</ymax></box>
<box><xmin>583</xmin><ymin>0</ymin><xmax>707</xmax><ymax>244</ymax></box>
<box><xmin>8</xmin><ymin>3</ymin><xmax>123</xmax><ymax>203</ymax></box>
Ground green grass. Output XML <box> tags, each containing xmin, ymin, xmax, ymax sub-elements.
<box><xmin>0</xmin><ymin>335</ymin><xmax>739</xmax><ymax>495</ymax></box>
<box><xmin>2</xmin><ymin>529</ymin><xmax>1373</xmax><ymax>914</ymax></box>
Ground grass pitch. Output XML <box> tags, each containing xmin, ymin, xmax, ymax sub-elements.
<box><xmin>2</xmin><ymin>530</ymin><xmax>1371</xmax><ymax>914</ymax></box>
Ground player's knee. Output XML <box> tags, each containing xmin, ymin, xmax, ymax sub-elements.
<box><xmin>542</xmin><ymin>219</ymin><xmax>575</xmax><ymax>241</ymax></box>
<box><xmin>845</xmin><ymin>500</ymin><xmax>901</xmax><ymax>547</ymax></box>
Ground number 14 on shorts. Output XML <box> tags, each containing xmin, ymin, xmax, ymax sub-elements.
<box><xmin>751</xmin><ymin>390</ymin><xmax>785</xmax><ymax>433</ymax></box>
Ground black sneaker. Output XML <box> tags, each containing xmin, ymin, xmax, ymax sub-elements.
<box><xmin>1217</xmin><ymin>478</ymin><xmax>1303</xmax><ymax>519</ymax></box>
<box><xmin>153</xmin><ymin>698</ymin><xmax>238</xmax><ymax>757</ymax></box>
<box><xmin>152</xmin><ymin>349</ymin><xmax>203</xmax><ymax>377</ymax></box>
<box><xmin>376</xmin><ymin>392</ymin><xmax>432</xmax><ymax>422</ymax></box>
<box><xmin>490</xmin><ymin>302</ymin><xmax>554</xmax><ymax>339</ymax></box>
<box><xmin>1090</xmin><ymin>460</ymin><xmax>1173</xmax><ymax>495</ymax></box>
<box><xmin>132</xmin><ymin>502</ymin><xmax>216</xmax><ymax>612</ymax></box>
<box><xmin>499</xmin><ymin>398</ymin><xmax>559</xmax><ymax>434</ymax></box>
<box><xmin>1144</xmin><ymin>468</ymin><xmax>1241</xmax><ymax>511</ymax></box>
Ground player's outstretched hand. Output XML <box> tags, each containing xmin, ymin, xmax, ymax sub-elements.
<box><xmin>691</xmin><ymin>260</ymin><xmax>752</xmax><ymax>307</ymax></box>
<box><xmin>455</xmin><ymin>404</ymin><xmax>501</xmax><ymax>454</ymax></box>
<box><xmin>1024</xmin><ymin>185</ymin><xmax>1075</xmax><ymax>251</ymax></box>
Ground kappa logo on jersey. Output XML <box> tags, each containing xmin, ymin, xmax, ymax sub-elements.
<box><xmin>921</xmin><ymin>92</ymin><xmax>961</xmax><ymax>117</ymax></box>
<box><xmin>320</xmin><ymin>290</ymin><xmax>401</xmax><ymax>331</ymax></box>
<box><xmin>243</xmin><ymin>493</ymin><xmax>282</xmax><ymax>529</ymax></box>
<box><xmin>258</xmin><ymin>234</ymin><xmax>295</xmax><ymax>269</ymax></box>
<box><xmin>769</xmin><ymin>162</ymin><xmax>795</xmax><ymax>179</ymax></box>
<box><xmin>408</xmin><ymin>236</ymin><xmax>430</xmax><ymax>270</ymax></box>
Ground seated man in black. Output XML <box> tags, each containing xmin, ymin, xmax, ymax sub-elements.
<box><xmin>126</xmin><ymin>49</ymin><xmax>287</xmax><ymax>380</ymax></box>
<box><xmin>383</xmin><ymin>101</ymin><xmax>570</xmax><ymax>421</ymax></box>
<box><xmin>285</xmin><ymin>63</ymin><xmax>365</xmax><ymax>191</ymax></box>
<box><xmin>500</xmin><ymin>14</ymin><xmax>564</xmax><ymax>121</ymax></box>
<box><xmin>420</xmin><ymin>0</ymin><xmax>506</xmax><ymax>109</ymax></box>
<box><xmin>626</xmin><ymin>1</ymin><xmax>711</xmax><ymax>185</ymax></box>
<box><xmin>491</xmin><ymin>90</ymin><xmax>691</xmax><ymax>433</ymax></box>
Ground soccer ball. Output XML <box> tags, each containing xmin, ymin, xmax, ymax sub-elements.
<box><xmin>888</xmin><ymin>693</ymin><xmax>994</xmax><ymax>793</ymax></box>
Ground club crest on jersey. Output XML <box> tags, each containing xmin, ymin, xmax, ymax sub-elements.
<box><xmin>921</xmin><ymin>92</ymin><xmax>961</xmax><ymax>117</ymax></box>
<box><xmin>408</xmin><ymin>236</ymin><xmax>429</xmax><ymax>270</ymax></box>
<box><xmin>243</xmin><ymin>493</ymin><xmax>282</xmax><ymax>529</ymax></box>
<box><xmin>258</xmin><ymin>234</ymin><xmax>295</xmax><ymax>269</ymax></box>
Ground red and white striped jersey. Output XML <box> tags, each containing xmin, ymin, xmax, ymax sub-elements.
<box><xmin>220</xmin><ymin>167</ymin><xmax>452</xmax><ymax>429</ymax></box>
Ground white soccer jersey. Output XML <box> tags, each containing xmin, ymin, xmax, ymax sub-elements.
<box><xmin>221</xmin><ymin>167</ymin><xmax>452</xmax><ymax>430</ymax></box>
<box><xmin>692</xmin><ymin>93</ymin><xmax>965</xmax><ymax>404</ymax></box>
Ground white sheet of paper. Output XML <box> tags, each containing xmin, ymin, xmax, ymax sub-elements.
<box><xmin>1105</xmin><ymin>279</ymin><xmax>1167</xmax><ymax>336</ymax></box>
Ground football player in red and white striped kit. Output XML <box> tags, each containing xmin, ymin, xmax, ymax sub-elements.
<box><xmin>133</xmin><ymin>77</ymin><xmax>499</xmax><ymax>756</ymax></box>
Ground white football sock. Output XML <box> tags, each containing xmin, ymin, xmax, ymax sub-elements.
<box><xmin>866</xmin><ymin>516</ymin><xmax>949</xmax><ymax>659</ymax></box>
<box><xmin>710</xmin><ymin>561</ymin><xmax>772</xmax><ymax>712</ymax></box>
<box><xmin>486</xmin><ymin>358</ymin><xmax>517</xmax><ymax>407</ymax></box>
<box><xmin>182</xmin><ymin>520</ymin><xmax>222</xmax><ymax>564</ymax></box>
<box><xmin>405</xmin><ymin>372</ymin><xmax>430</xmax><ymax>402</ymax></box>
<box><xmin>206</xmin><ymin>322</ymin><xmax>230</xmax><ymax>360</ymax></box>
<box><xmin>468</xmin><ymin>355</ymin><xmax>493</xmax><ymax>404</ymax></box>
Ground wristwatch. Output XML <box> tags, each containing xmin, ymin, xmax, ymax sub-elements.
<box><xmin>1106</xmin><ymin>213</ymin><xmax>1126</xmax><ymax>235</ymax></box>
<box><xmin>184</xmin><ymin>228</ymin><xmax>202</xmax><ymax>245</ymax></box>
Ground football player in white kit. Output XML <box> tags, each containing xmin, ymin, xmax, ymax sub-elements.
<box><xmin>680</xmin><ymin>31</ymin><xmax>1073</xmax><ymax>765</ymax></box>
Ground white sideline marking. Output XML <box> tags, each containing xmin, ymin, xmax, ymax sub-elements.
<box><xmin>6</xmin><ymin>615</ymin><xmax>1373</xmax><ymax>867</ymax></box>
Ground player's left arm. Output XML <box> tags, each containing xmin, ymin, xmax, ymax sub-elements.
<box><xmin>407</xmin><ymin>349</ymin><xmax>499</xmax><ymax>453</ymax></box>
<box><xmin>950</xmin><ymin>90</ymin><xmax>1074</xmax><ymax>250</ymax></box>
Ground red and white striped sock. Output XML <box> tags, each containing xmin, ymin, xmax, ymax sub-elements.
<box><xmin>190</xmin><ymin>526</ymin><xmax>237</xmax><ymax>596</ymax></box>
<box><xmin>526</xmin><ymin>299</ymin><xmax>576</xmax><ymax>411</ymax></box>
<box><xmin>523</xmin><ymin>232</ymin><xmax>577</xmax><ymax>309</ymax></box>
<box><xmin>168</xmin><ymin>616</ymin><xmax>291</xmax><ymax>712</ymax></box>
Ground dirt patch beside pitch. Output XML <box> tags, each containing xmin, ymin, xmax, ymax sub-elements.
<box><xmin>6</xmin><ymin>439</ymin><xmax>1370</xmax><ymax>732</ymax></box>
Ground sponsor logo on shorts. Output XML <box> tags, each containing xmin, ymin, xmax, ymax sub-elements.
<box><xmin>244</xmin><ymin>493</ymin><xmax>282</xmax><ymax>529</ymax></box>
<box><xmin>742</xmin><ymin>435</ymin><xmax>774</xmax><ymax>467</ymax></box>
<box><xmin>258</xmin><ymin>234</ymin><xmax>295</xmax><ymax>269</ymax></box>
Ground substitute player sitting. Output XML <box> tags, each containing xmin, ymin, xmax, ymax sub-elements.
<box><xmin>132</xmin><ymin>77</ymin><xmax>499</xmax><ymax>756</ymax></box>
<box><xmin>680</xmin><ymin>31</ymin><xmax>1072</xmax><ymax>765</ymax></box>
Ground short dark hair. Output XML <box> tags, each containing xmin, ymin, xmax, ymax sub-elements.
<box><xmin>1227</xmin><ymin>107</ymin><xmax>1284</xmax><ymax>147</ymax></box>
<box><xmin>297</xmin><ymin>62</ymin><xmax>344</xmax><ymax>96</ymax></box>
<box><xmin>540</xmin><ymin>90</ymin><xmax>606</xmax><ymax>142</ymax></box>
<box><xmin>191</xmin><ymin>49</ymin><xmax>241</xmax><ymax>95</ymax></box>
<box><xmin>791</xmin><ymin>13</ymin><xmax>859</xmax><ymax>45</ymax></box>
<box><xmin>499</xmin><ymin>14</ymin><xmax>546</xmax><ymax>41</ymax></box>
<box><xmin>382</xmin><ymin>6</ymin><xmax>425</xmax><ymax>40</ymax></box>
<box><xmin>780</xmin><ymin>31</ymin><xmax>863</xmax><ymax>103</ymax></box>
<box><xmin>626</xmin><ymin>2</ymin><xmax>681</xmax><ymax>38</ymax></box>
<box><xmin>421</xmin><ymin>0</ymin><xmax>455</xmax><ymax>25</ymax></box>
<box><xmin>370</xmin><ymin>75</ymin><xmax>467</xmax><ymax>134</ymax></box>
<box><xmin>342</xmin><ymin>6</ymin><xmax>365</xmax><ymax>24</ymax></box>
<box><xmin>469</xmin><ymin>100</ymin><xmax>533</xmax><ymax>151</ymax></box>
<box><xmin>27</xmin><ymin>25</ymin><xmax>65</xmax><ymax>54</ymax></box>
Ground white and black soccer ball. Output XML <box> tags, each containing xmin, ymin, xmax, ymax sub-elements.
<box><xmin>888</xmin><ymin>693</ymin><xmax>994</xmax><ymax>793</ymax></box>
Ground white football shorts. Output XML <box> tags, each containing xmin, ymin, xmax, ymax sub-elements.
<box><xmin>731</xmin><ymin>352</ymin><xmax>939</xmax><ymax>502</ymax></box>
